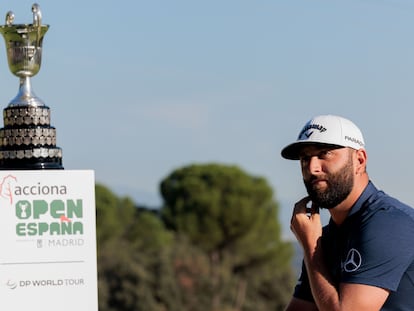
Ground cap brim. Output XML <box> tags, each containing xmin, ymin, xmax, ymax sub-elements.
<box><xmin>281</xmin><ymin>142</ymin><xmax>345</xmax><ymax>160</ymax></box>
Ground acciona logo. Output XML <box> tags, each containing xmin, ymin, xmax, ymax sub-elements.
<box><xmin>0</xmin><ymin>174</ymin><xmax>67</xmax><ymax>205</ymax></box>
<box><xmin>0</xmin><ymin>174</ymin><xmax>17</xmax><ymax>204</ymax></box>
<box><xmin>14</xmin><ymin>182</ymin><xmax>67</xmax><ymax>196</ymax></box>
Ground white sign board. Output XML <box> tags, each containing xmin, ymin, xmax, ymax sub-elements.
<box><xmin>0</xmin><ymin>170</ymin><xmax>98</xmax><ymax>311</ymax></box>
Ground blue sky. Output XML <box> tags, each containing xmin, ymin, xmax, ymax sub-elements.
<box><xmin>1</xmin><ymin>0</ymin><xmax>414</xmax><ymax>239</ymax></box>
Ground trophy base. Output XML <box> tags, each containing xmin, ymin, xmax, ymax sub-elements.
<box><xmin>0</xmin><ymin>156</ymin><xmax>63</xmax><ymax>170</ymax></box>
<box><xmin>0</xmin><ymin>106</ymin><xmax>63</xmax><ymax>170</ymax></box>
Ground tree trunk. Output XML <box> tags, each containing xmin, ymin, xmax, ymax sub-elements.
<box><xmin>234</xmin><ymin>279</ymin><xmax>247</xmax><ymax>311</ymax></box>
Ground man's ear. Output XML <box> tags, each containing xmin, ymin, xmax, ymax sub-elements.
<box><xmin>355</xmin><ymin>148</ymin><xmax>367</xmax><ymax>174</ymax></box>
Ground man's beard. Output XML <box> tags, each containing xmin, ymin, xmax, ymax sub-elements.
<box><xmin>303</xmin><ymin>157</ymin><xmax>354</xmax><ymax>209</ymax></box>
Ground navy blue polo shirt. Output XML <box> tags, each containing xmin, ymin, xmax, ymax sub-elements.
<box><xmin>293</xmin><ymin>181</ymin><xmax>414</xmax><ymax>310</ymax></box>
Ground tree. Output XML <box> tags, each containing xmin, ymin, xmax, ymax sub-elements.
<box><xmin>160</xmin><ymin>163</ymin><xmax>295</xmax><ymax>310</ymax></box>
<box><xmin>95</xmin><ymin>184</ymin><xmax>136</xmax><ymax>244</ymax></box>
<box><xmin>96</xmin><ymin>184</ymin><xmax>182</xmax><ymax>311</ymax></box>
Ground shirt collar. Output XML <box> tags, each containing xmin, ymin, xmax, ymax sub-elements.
<box><xmin>347</xmin><ymin>181</ymin><xmax>377</xmax><ymax>218</ymax></box>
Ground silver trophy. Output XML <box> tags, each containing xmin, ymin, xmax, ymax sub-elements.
<box><xmin>0</xmin><ymin>3</ymin><xmax>63</xmax><ymax>169</ymax></box>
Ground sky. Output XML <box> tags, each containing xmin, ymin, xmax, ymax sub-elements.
<box><xmin>0</xmin><ymin>0</ymin><xmax>413</xmax><ymax>239</ymax></box>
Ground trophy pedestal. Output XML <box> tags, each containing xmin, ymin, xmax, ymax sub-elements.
<box><xmin>0</xmin><ymin>105</ymin><xmax>63</xmax><ymax>170</ymax></box>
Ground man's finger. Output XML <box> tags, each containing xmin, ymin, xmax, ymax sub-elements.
<box><xmin>293</xmin><ymin>196</ymin><xmax>311</xmax><ymax>213</ymax></box>
<box><xmin>310</xmin><ymin>201</ymin><xmax>320</xmax><ymax>214</ymax></box>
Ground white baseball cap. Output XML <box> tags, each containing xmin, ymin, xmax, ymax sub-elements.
<box><xmin>281</xmin><ymin>115</ymin><xmax>365</xmax><ymax>160</ymax></box>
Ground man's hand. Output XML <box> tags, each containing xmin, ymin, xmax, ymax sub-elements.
<box><xmin>290</xmin><ymin>196</ymin><xmax>322</xmax><ymax>254</ymax></box>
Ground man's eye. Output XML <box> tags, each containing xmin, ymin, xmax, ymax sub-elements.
<box><xmin>299</xmin><ymin>156</ymin><xmax>309</xmax><ymax>165</ymax></box>
<box><xmin>319</xmin><ymin>150</ymin><xmax>332</xmax><ymax>158</ymax></box>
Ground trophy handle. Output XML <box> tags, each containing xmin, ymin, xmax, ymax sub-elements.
<box><xmin>32</xmin><ymin>3</ymin><xmax>42</xmax><ymax>47</ymax></box>
<box><xmin>5</xmin><ymin>11</ymin><xmax>14</xmax><ymax>26</ymax></box>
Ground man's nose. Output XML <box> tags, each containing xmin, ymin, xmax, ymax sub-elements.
<box><xmin>308</xmin><ymin>156</ymin><xmax>322</xmax><ymax>174</ymax></box>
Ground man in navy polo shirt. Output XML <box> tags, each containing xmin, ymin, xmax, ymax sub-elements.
<box><xmin>281</xmin><ymin>115</ymin><xmax>414</xmax><ymax>311</ymax></box>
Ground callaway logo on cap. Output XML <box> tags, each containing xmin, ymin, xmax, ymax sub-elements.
<box><xmin>281</xmin><ymin>115</ymin><xmax>365</xmax><ymax>160</ymax></box>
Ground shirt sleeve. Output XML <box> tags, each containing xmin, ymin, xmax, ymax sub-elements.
<box><xmin>293</xmin><ymin>260</ymin><xmax>315</xmax><ymax>302</ymax></box>
<box><xmin>341</xmin><ymin>207</ymin><xmax>414</xmax><ymax>291</ymax></box>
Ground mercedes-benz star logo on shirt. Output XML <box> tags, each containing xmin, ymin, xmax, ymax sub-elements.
<box><xmin>343</xmin><ymin>248</ymin><xmax>362</xmax><ymax>272</ymax></box>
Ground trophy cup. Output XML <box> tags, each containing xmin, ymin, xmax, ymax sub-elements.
<box><xmin>0</xmin><ymin>3</ymin><xmax>63</xmax><ymax>169</ymax></box>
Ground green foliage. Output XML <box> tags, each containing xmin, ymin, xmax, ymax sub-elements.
<box><xmin>160</xmin><ymin>164</ymin><xmax>276</xmax><ymax>251</ymax></box>
<box><xmin>97</xmin><ymin>163</ymin><xmax>295</xmax><ymax>311</ymax></box>
<box><xmin>95</xmin><ymin>184</ymin><xmax>136</xmax><ymax>244</ymax></box>
<box><xmin>97</xmin><ymin>183</ymin><xmax>182</xmax><ymax>311</ymax></box>
<box><xmin>160</xmin><ymin>163</ymin><xmax>295</xmax><ymax>310</ymax></box>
